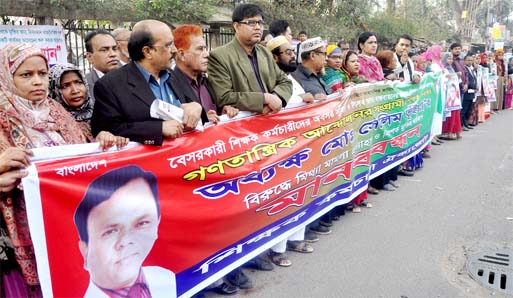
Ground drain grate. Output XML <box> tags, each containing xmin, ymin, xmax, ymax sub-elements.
<box><xmin>467</xmin><ymin>249</ymin><xmax>513</xmax><ymax>295</ymax></box>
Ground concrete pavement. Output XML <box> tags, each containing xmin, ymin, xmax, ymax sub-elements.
<box><xmin>209</xmin><ymin>110</ymin><xmax>513</xmax><ymax>298</ymax></box>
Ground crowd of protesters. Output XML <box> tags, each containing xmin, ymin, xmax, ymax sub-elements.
<box><xmin>0</xmin><ymin>2</ymin><xmax>511</xmax><ymax>297</ymax></box>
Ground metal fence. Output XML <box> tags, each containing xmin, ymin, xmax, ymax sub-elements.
<box><xmin>1</xmin><ymin>18</ymin><xmax>235</xmax><ymax>74</ymax></box>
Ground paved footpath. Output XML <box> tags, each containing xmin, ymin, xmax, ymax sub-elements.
<box><xmin>210</xmin><ymin>110</ymin><xmax>513</xmax><ymax>298</ymax></box>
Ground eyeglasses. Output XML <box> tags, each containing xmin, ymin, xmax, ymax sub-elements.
<box><xmin>152</xmin><ymin>43</ymin><xmax>174</xmax><ymax>50</ymax></box>
<box><xmin>314</xmin><ymin>51</ymin><xmax>327</xmax><ymax>56</ymax></box>
<box><xmin>279</xmin><ymin>49</ymin><xmax>295</xmax><ymax>56</ymax></box>
<box><xmin>238</xmin><ymin>20</ymin><xmax>266</xmax><ymax>27</ymax></box>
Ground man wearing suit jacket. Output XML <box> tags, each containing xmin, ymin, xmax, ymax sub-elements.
<box><xmin>171</xmin><ymin>24</ymin><xmax>239</xmax><ymax>125</ymax></box>
<box><xmin>207</xmin><ymin>4</ymin><xmax>292</xmax><ymax>115</ymax></box>
<box><xmin>91</xmin><ymin>20</ymin><xmax>202</xmax><ymax>146</ymax></box>
<box><xmin>84</xmin><ymin>30</ymin><xmax>120</xmax><ymax>101</ymax></box>
<box><xmin>461</xmin><ymin>53</ymin><xmax>477</xmax><ymax>130</ymax></box>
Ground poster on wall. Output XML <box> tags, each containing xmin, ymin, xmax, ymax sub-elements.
<box><xmin>0</xmin><ymin>25</ymin><xmax>67</xmax><ymax>66</ymax></box>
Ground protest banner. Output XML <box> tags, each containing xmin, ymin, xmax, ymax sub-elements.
<box><xmin>23</xmin><ymin>73</ymin><xmax>441</xmax><ymax>298</ymax></box>
<box><xmin>0</xmin><ymin>25</ymin><xmax>67</xmax><ymax>65</ymax></box>
<box><xmin>443</xmin><ymin>73</ymin><xmax>462</xmax><ymax>111</ymax></box>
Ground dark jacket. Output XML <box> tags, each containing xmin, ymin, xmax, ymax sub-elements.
<box><xmin>91</xmin><ymin>62</ymin><xmax>187</xmax><ymax>146</ymax></box>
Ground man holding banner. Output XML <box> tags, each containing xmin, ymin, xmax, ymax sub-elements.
<box><xmin>91</xmin><ymin>20</ymin><xmax>203</xmax><ymax>146</ymax></box>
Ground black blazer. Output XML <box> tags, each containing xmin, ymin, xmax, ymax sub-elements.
<box><xmin>169</xmin><ymin>67</ymin><xmax>214</xmax><ymax>123</ymax></box>
<box><xmin>466</xmin><ymin>66</ymin><xmax>477</xmax><ymax>91</ymax></box>
<box><xmin>91</xmin><ymin>62</ymin><xmax>183</xmax><ymax>146</ymax></box>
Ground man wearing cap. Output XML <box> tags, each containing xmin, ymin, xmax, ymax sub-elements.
<box><xmin>292</xmin><ymin>37</ymin><xmax>330</xmax><ymax>98</ymax></box>
<box><xmin>207</xmin><ymin>3</ymin><xmax>292</xmax><ymax>115</ymax></box>
<box><xmin>267</xmin><ymin>35</ymin><xmax>314</xmax><ymax>106</ymax></box>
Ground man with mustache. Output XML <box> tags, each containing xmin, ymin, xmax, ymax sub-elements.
<box><xmin>91</xmin><ymin>20</ymin><xmax>202</xmax><ymax>146</ymax></box>
<box><xmin>207</xmin><ymin>3</ymin><xmax>292</xmax><ymax>115</ymax></box>
<box><xmin>85</xmin><ymin>30</ymin><xmax>120</xmax><ymax>101</ymax></box>
<box><xmin>74</xmin><ymin>165</ymin><xmax>175</xmax><ymax>298</ymax></box>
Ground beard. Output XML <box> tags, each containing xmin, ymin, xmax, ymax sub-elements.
<box><xmin>277</xmin><ymin>60</ymin><xmax>297</xmax><ymax>73</ymax></box>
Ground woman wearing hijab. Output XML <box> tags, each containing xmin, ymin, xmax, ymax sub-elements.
<box><xmin>48</xmin><ymin>62</ymin><xmax>129</xmax><ymax>146</ymax></box>
<box><xmin>0</xmin><ymin>43</ymin><xmax>125</xmax><ymax>295</ymax></box>
<box><xmin>321</xmin><ymin>45</ymin><xmax>345</xmax><ymax>93</ymax></box>
<box><xmin>440</xmin><ymin>52</ymin><xmax>462</xmax><ymax>140</ymax></box>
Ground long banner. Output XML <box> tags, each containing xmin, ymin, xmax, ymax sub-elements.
<box><xmin>24</xmin><ymin>73</ymin><xmax>441</xmax><ymax>298</ymax></box>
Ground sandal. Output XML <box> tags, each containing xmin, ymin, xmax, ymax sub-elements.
<box><xmin>287</xmin><ymin>241</ymin><xmax>314</xmax><ymax>253</ymax></box>
<box><xmin>352</xmin><ymin>206</ymin><xmax>362</xmax><ymax>213</ymax></box>
<box><xmin>268</xmin><ymin>251</ymin><xmax>292</xmax><ymax>267</ymax></box>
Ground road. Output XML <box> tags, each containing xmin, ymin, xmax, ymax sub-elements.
<box><xmin>209</xmin><ymin>110</ymin><xmax>513</xmax><ymax>298</ymax></box>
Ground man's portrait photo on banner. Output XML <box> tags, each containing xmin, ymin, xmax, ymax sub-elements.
<box><xmin>73</xmin><ymin>165</ymin><xmax>176</xmax><ymax>298</ymax></box>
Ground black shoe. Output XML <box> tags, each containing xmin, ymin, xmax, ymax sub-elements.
<box><xmin>462</xmin><ymin>126</ymin><xmax>469</xmax><ymax>131</ymax></box>
<box><xmin>398</xmin><ymin>169</ymin><xmax>414</xmax><ymax>176</ymax></box>
<box><xmin>310</xmin><ymin>224</ymin><xmax>332</xmax><ymax>235</ymax></box>
<box><xmin>244</xmin><ymin>256</ymin><xmax>274</xmax><ymax>271</ymax></box>
<box><xmin>226</xmin><ymin>269</ymin><xmax>253</xmax><ymax>289</ymax></box>
<box><xmin>304</xmin><ymin>230</ymin><xmax>320</xmax><ymax>242</ymax></box>
<box><xmin>465</xmin><ymin>125</ymin><xmax>474</xmax><ymax>129</ymax></box>
<box><xmin>211</xmin><ymin>282</ymin><xmax>238</xmax><ymax>295</ymax></box>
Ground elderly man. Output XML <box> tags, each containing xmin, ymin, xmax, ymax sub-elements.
<box><xmin>84</xmin><ymin>30</ymin><xmax>120</xmax><ymax>100</ymax></box>
<box><xmin>207</xmin><ymin>3</ymin><xmax>292</xmax><ymax>115</ymax></box>
<box><xmin>112</xmin><ymin>28</ymin><xmax>131</xmax><ymax>65</ymax></box>
<box><xmin>292</xmin><ymin>37</ymin><xmax>330</xmax><ymax>98</ymax></box>
<box><xmin>171</xmin><ymin>24</ymin><xmax>238</xmax><ymax>125</ymax></box>
<box><xmin>91</xmin><ymin>20</ymin><xmax>202</xmax><ymax>146</ymax></box>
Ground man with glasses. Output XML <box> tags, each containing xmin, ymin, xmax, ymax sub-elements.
<box><xmin>112</xmin><ymin>27</ymin><xmax>131</xmax><ymax>65</ymax></box>
<box><xmin>170</xmin><ymin>24</ymin><xmax>239</xmax><ymax>126</ymax></box>
<box><xmin>91</xmin><ymin>20</ymin><xmax>202</xmax><ymax>146</ymax></box>
<box><xmin>292</xmin><ymin>37</ymin><xmax>330</xmax><ymax>97</ymax></box>
<box><xmin>84</xmin><ymin>30</ymin><xmax>120</xmax><ymax>100</ymax></box>
<box><xmin>207</xmin><ymin>3</ymin><xmax>292</xmax><ymax>115</ymax></box>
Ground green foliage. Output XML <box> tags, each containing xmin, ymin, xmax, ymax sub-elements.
<box><xmin>132</xmin><ymin>0</ymin><xmax>216</xmax><ymax>24</ymax></box>
<box><xmin>366</xmin><ymin>15</ymin><xmax>418</xmax><ymax>47</ymax></box>
<box><xmin>251</xmin><ymin>0</ymin><xmax>372</xmax><ymax>43</ymax></box>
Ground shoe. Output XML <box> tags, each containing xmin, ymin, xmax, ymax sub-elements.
<box><xmin>422</xmin><ymin>152</ymin><xmax>431</xmax><ymax>158</ymax></box>
<box><xmin>465</xmin><ymin>125</ymin><xmax>474</xmax><ymax>129</ymax></box>
<box><xmin>431</xmin><ymin>140</ymin><xmax>441</xmax><ymax>145</ymax></box>
<box><xmin>211</xmin><ymin>281</ymin><xmax>238</xmax><ymax>295</ymax></box>
<box><xmin>352</xmin><ymin>206</ymin><xmax>362</xmax><ymax>213</ymax></box>
<box><xmin>287</xmin><ymin>241</ymin><xmax>314</xmax><ymax>253</ymax></box>
<box><xmin>398</xmin><ymin>169</ymin><xmax>414</xmax><ymax>176</ymax></box>
<box><xmin>332</xmin><ymin>215</ymin><xmax>340</xmax><ymax>221</ymax></box>
<box><xmin>244</xmin><ymin>256</ymin><xmax>274</xmax><ymax>271</ymax></box>
<box><xmin>383</xmin><ymin>184</ymin><xmax>396</xmax><ymax>191</ymax></box>
<box><xmin>304</xmin><ymin>230</ymin><xmax>320</xmax><ymax>243</ymax></box>
<box><xmin>389</xmin><ymin>180</ymin><xmax>400</xmax><ymax>188</ymax></box>
<box><xmin>462</xmin><ymin>126</ymin><xmax>469</xmax><ymax>131</ymax></box>
<box><xmin>225</xmin><ymin>269</ymin><xmax>253</xmax><ymax>289</ymax></box>
<box><xmin>268</xmin><ymin>251</ymin><xmax>292</xmax><ymax>267</ymax></box>
<box><xmin>359</xmin><ymin>200</ymin><xmax>373</xmax><ymax>208</ymax></box>
<box><xmin>320</xmin><ymin>220</ymin><xmax>333</xmax><ymax>227</ymax></box>
<box><xmin>310</xmin><ymin>224</ymin><xmax>331</xmax><ymax>235</ymax></box>
<box><xmin>367</xmin><ymin>186</ymin><xmax>379</xmax><ymax>195</ymax></box>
